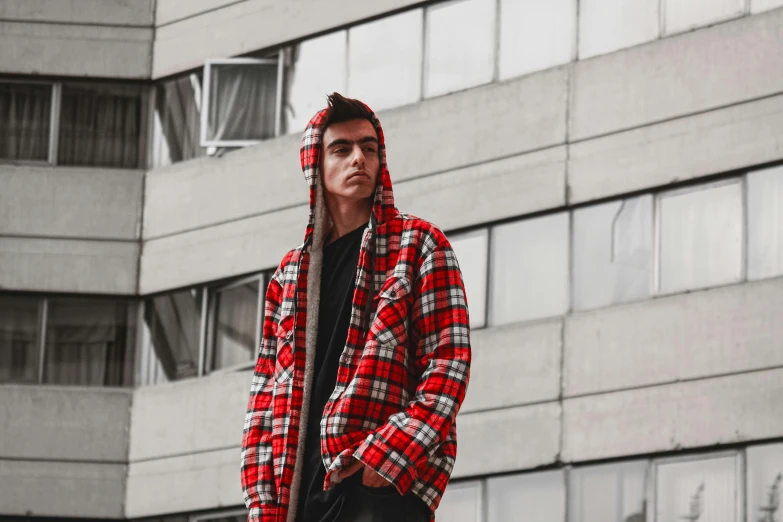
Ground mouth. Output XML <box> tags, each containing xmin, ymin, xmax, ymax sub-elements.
<box><xmin>347</xmin><ymin>171</ymin><xmax>370</xmax><ymax>181</ymax></box>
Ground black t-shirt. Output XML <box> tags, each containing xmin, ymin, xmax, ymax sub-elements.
<box><xmin>296</xmin><ymin>223</ymin><xmax>365</xmax><ymax>522</ymax></box>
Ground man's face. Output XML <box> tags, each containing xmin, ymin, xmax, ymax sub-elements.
<box><xmin>321</xmin><ymin>119</ymin><xmax>380</xmax><ymax>203</ymax></box>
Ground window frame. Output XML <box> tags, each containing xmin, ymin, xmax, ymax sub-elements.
<box><xmin>190</xmin><ymin>507</ymin><xmax>247</xmax><ymax>522</ymax></box>
<box><xmin>650</xmin><ymin>450</ymin><xmax>744</xmax><ymax>522</ymax></box>
<box><xmin>204</xmin><ymin>272</ymin><xmax>265</xmax><ymax>375</ymax></box>
<box><xmin>0</xmin><ymin>78</ymin><xmax>60</xmax><ymax>165</ymax></box>
<box><xmin>200</xmin><ymin>56</ymin><xmax>284</xmax><ymax>149</ymax></box>
<box><xmin>653</xmin><ymin>177</ymin><xmax>746</xmax><ymax>297</ymax></box>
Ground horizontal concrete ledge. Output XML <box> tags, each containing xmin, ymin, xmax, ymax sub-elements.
<box><xmin>461</xmin><ymin>319</ymin><xmax>562</xmax><ymax>414</ymax></box>
<box><xmin>562</xmin><ymin>367</ymin><xmax>783</xmax><ymax>462</ymax></box>
<box><xmin>0</xmin><ymin>385</ymin><xmax>131</xmax><ymax>462</ymax></box>
<box><xmin>453</xmin><ymin>402</ymin><xmax>561</xmax><ymax>478</ymax></box>
<box><xmin>0</xmin><ymin>21</ymin><xmax>153</xmax><ymax>78</ymax></box>
<box><xmin>139</xmin><ymin>205</ymin><xmax>303</xmax><ymax>294</ymax></box>
<box><xmin>0</xmin><ymin>459</ymin><xmax>126</xmax><ymax>518</ymax></box>
<box><xmin>0</xmin><ymin>165</ymin><xmax>144</xmax><ymax>240</ymax></box>
<box><xmin>570</xmin><ymin>7</ymin><xmax>783</xmax><ymax>141</ymax></box>
<box><xmin>129</xmin><ymin>371</ymin><xmax>250</xmax><ymax>462</ymax></box>
<box><xmin>0</xmin><ymin>237</ymin><xmax>139</xmax><ymax>294</ymax></box>
<box><xmin>569</xmin><ymin>93</ymin><xmax>783</xmax><ymax>204</ymax></box>
<box><xmin>564</xmin><ymin>277</ymin><xmax>783</xmax><ymax>397</ymax></box>
<box><xmin>125</xmin><ymin>447</ymin><xmax>242</xmax><ymax>518</ymax></box>
<box><xmin>0</xmin><ymin>0</ymin><xmax>155</xmax><ymax>26</ymax></box>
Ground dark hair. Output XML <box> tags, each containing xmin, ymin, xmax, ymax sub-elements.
<box><xmin>323</xmin><ymin>92</ymin><xmax>373</xmax><ymax>129</ymax></box>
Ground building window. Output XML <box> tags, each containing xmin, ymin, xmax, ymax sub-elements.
<box><xmin>578</xmin><ymin>0</ymin><xmax>660</xmax><ymax>59</ymax></box>
<box><xmin>0</xmin><ymin>295</ymin><xmax>42</xmax><ymax>384</ymax></box>
<box><xmin>152</xmin><ymin>72</ymin><xmax>205</xmax><ymax>168</ymax></box>
<box><xmin>569</xmin><ymin>461</ymin><xmax>649</xmax><ymax>522</ymax></box>
<box><xmin>58</xmin><ymin>82</ymin><xmax>148</xmax><ymax>169</ymax></box>
<box><xmin>746</xmin><ymin>443</ymin><xmax>783</xmax><ymax>522</ymax></box>
<box><xmin>489</xmin><ymin>212</ymin><xmax>569</xmax><ymax>326</ymax></box>
<box><xmin>0</xmin><ymin>81</ymin><xmax>54</xmax><ymax>162</ymax></box>
<box><xmin>0</xmin><ymin>295</ymin><xmax>136</xmax><ymax>387</ymax></box>
<box><xmin>43</xmin><ymin>298</ymin><xmax>137</xmax><ymax>387</ymax></box>
<box><xmin>0</xmin><ymin>78</ymin><xmax>148</xmax><ymax>168</ymax></box>
<box><xmin>138</xmin><ymin>273</ymin><xmax>267</xmax><ymax>385</ymax></box>
<box><xmin>436</xmin><ymin>479</ymin><xmax>483</xmax><ymax>522</ymax></box>
<box><xmin>654</xmin><ymin>453</ymin><xmax>741</xmax><ymax>522</ymax></box>
<box><xmin>201</xmin><ymin>58</ymin><xmax>282</xmax><ymax>148</ymax></box>
<box><xmin>142</xmin><ymin>287</ymin><xmax>205</xmax><ymax>384</ymax></box>
<box><xmin>347</xmin><ymin>9</ymin><xmax>424</xmax><ymax>112</ymax></box>
<box><xmin>572</xmin><ymin>195</ymin><xmax>653</xmax><ymax>311</ymax></box>
<box><xmin>657</xmin><ymin>180</ymin><xmax>744</xmax><ymax>295</ymax></box>
<box><xmin>487</xmin><ymin>470</ymin><xmax>565</xmax><ymax>522</ymax></box>
<box><xmin>424</xmin><ymin>0</ymin><xmax>496</xmax><ymax>98</ymax></box>
<box><xmin>283</xmin><ymin>31</ymin><xmax>348</xmax><ymax>133</ymax></box>
<box><xmin>747</xmin><ymin>165</ymin><xmax>783</xmax><ymax>281</ymax></box>
<box><xmin>498</xmin><ymin>0</ymin><xmax>576</xmax><ymax>80</ymax></box>
<box><xmin>449</xmin><ymin>229</ymin><xmax>489</xmax><ymax>329</ymax></box>
<box><xmin>206</xmin><ymin>275</ymin><xmax>263</xmax><ymax>373</ymax></box>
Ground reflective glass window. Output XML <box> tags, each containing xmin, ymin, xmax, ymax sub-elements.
<box><xmin>348</xmin><ymin>9</ymin><xmax>423</xmax><ymax>112</ymax></box>
<box><xmin>658</xmin><ymin>181</ymin><xmax>743</xmax><ymax>294</ymax></box>
<box><xmin>499</xmin><ymin>0</ymin><xmax>575</xmax><ymax>80</ymax></box>
<box><xmin>746</xmin><ymin>443</ymin><xmax>783</xmax><ymax>522</ymax></box>
<box><xmin>489</xmin><ymin>212</ymin><xmax>570</xmax><ymax>325</ymax></box>
<box><xmin>487</xmin><ymin>470</ymin><xmax>565</xmax><ymax>522</ymax></box>
<box><xmin>436</xmin><ymin>480</ymin><xmax>482</xmax><ymax>522</ymax></box>
<box><xmin>449</xmin><ymin>229</ymin><xmax>488</xmax><ymax>329</ymax></box>
<box><xmin>569</xmin><ymin>461</ymin><xmax>648</xmax><ymax>522</ymax></box>
<box><xmin>424</xmin><ymin>0</ymin><xmax>496</xmax><ymax>98</ymax></box>
<box><xmin>209</xmin><ymin>278</ymin><xmax>261</xmax><ymax>371</ymax></box>
<box><xmin>152</xmin><ymin>72</ymin><xmax>205</xmax><ymax>167</ymax></box>
<box><xmin>664</xmin><ymin>0</ymin><xmax>744</xmax><ymax>35</ymax></box>
<box><xmin>0</xmin><ymin>295</ymin><xmax>41</xmax><ymax>384</ymax></box>
<box><xmin>748</xmin><ymin>166</ymin><xmax>783</xmax><ymax>280</ymax></box>
<box><xmin>0</xmin><ymin>81</ymin><xmax>52</xmax><ymax>162</ymax></box>
<box><xmin>578</xmin><ymin>0</ymin><xmax>659</xmax><ymax>59</ymax></box>
<box><xmin>573</xmin><ymin>195</ymin><xmax>653</xmax><ymax>311</ymax></box>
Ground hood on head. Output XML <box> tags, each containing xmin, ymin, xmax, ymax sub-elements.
<box><xmin>299</xmin><ymin>101</ymin><xmax>396</xmax><ymax>246</ymax></box>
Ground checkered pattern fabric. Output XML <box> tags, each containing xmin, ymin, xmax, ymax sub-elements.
<box><xmin>241</xmin><ymin>104</ymin><xmax>471</xmax><ymax>522</ymax></box>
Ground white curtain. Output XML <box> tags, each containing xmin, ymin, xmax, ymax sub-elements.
<box><xmin>208</xmin><ymin>62</ymin><xmax>278</xmax><ymax>143</ymax></box>
<box><xmin>43</xmin><ymin>300</ymin><xmax>136</xmax><ymax>387</ymax></box>
<box><xmin>58</xmin><ymin>83</ymin><xmax>146</xmax><ymax>169</ymax></box>
<box><xmin>153</xmin><ymin>73</ymin><xmax>204</xmax><ymax>167</ymax></box>
<box><xmin>0</xmin><ymin>82</ymin><xmax>52</xmax><ymax>161</ymax></box>
<box><xmin>0</xmin><ymin>297</ymin><xmax>40</xmax><ymax>384</ymax></box>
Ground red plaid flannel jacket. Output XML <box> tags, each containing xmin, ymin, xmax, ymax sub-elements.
<box><xmin>241</xmin><ymin>104</ymin><xmax>471</xmax><ymax>522</ymax></box>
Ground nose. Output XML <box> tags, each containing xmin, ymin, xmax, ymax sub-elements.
<box><xmin>350</xmin><ymin>144</ymin><xmax>364</xmax><ymax>167</ymax></box>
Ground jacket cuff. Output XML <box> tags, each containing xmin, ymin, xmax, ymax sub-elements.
<box><xmin>352</xmin><ymin>435</ymin><xmax>418</xmax><ymax>496</ymax></box>
<box><xmin>246</xmin><ymin>505</ymin><xmax>278</xmax><ymax>522</ymax></box>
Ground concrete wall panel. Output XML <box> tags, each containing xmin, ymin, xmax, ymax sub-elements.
<box><xmin>453</xmin><ymin>402</ymin><xmax>561</xmax><ymax>478</ymax></box>
<box><xmin>126</xmin><ymin>447</ymin><xmax>241</xmax><ymax>517</ymax></box>
<box><xmin>0</xmin><ymin>386</ymin><xmax>131</xmax><ymax>462</ymax></box>
<box><xmin>395</xmin><ymin>147</ymin><xmax>567</xmax><ymax>233</ymax></box>
<box><xmin>569</xmin><ymin>94</ymin><xmax>783</xmax><ymax>204</ymax></box>
<box><xmin>129</xmin><ymin>371</ymin><xmax>248</xmax><ymax>461</ymax></box>
<box><xmin>153</xmin><ymin>0</ymin><xmax>423</xmax><ymax>78</ymax></box>
<box><xmin>139</xmin><ymin>205</ymin><xmax>304</xmax><ymax>294</ymax></box>
<box><xmin>383</xmin><ymin>67</ymin><xmax>568</xmax><ymax>184</ymax></box>
<box><xmin>562</xmin><ymin>368</ymin><xmax>783</xmax><ymax>462</ymax></box>
<box><xmin>571</xmin><ymin>9</ymin><xmax>783</xmax><ymax>140</ymax></box>
<box><xmin>143</xmin><ymin>133</ymin><xmax>302</xmax><ymax>240</ymax></box>
<box><xmin>0</xmin><ymin>0</ymin><xmax>154</xmax><ymax>26</ymax></box>
<box><xmin>461</xmin><ymin>319</ymin><xmax>562</xmax><ymax>414</ymax></box>
<box><xmin>0</xmin><ymin>22</ymin><xmax>152</xmax><ymax>78</ymax></box>
<box><xmin>0</xmin><ymin>237</ymin><xmax>139</xmax><ymax>294</ymax></box>
<box><xmin>0</xmin><ymin>459</ymin><xmax>126</xmax><ymax>518</ymax></box>
<box><xmin>564</xmin><ymin>278</ymin><xmax>783</xmax><ymax>397</ymax></box>
<box><xmin>0</xmin><ymin>166</ymin><xmax>144</xmax><ymax>240</ymax></box>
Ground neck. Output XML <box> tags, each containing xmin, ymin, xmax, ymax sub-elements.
<box><xmin>324</xmin><ymin>195</ymin><xmax>371</xmax><ymax>244</ymax></box>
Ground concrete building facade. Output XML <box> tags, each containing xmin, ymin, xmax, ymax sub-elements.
<box><xmin>1</xmin><ymin>0</ymin><xmax>783</xmax><ymax>521</ymax></box>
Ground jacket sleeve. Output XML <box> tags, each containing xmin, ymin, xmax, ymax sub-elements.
<box><xmin>241</xmin><ymin>266</ymin><xmax>284</xmax><ymax>522</ymax></box>
<box><xmin>351</xmin><ymin>242</ymin><xmax>472</xmax><ymax>495</ymax></box>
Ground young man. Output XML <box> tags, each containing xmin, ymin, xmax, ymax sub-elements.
<box><xmin>241</xmin><ymin>93</ymin><xmax>472</xmax><ymax>522</ymax></box>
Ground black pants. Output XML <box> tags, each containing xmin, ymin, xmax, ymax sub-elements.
<box><xmin>333</xmin><ymin>472</ymin><xmax>430</xmax><ymax>522</ymax></box>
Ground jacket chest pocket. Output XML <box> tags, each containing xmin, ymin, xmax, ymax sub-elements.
<box><xmin>274</xmin><ymin>316</ymin><xmax>295</xmax><ymax>383</ymax></box>
<box><xmin>370</xmin><ymin>276</ymin><xmax>412</xmax><ymax>346</ymax></box>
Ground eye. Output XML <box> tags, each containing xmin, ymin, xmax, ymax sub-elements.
<box><xmin>363</xmin><ymin>147</ymin><xmax>377</xmax><ymax>153</ymax></box>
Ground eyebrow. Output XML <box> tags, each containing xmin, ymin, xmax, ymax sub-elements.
<box><xmin>325</xmin><ymin>136</ymin><xmax>379</xmax><ymax>149</ymax></box>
